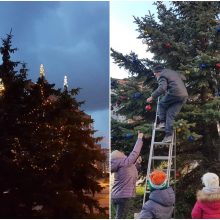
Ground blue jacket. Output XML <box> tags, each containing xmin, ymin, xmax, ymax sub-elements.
<box><xmin>139</xmin><ymin>187</ymin><xmax>175</xmax><ymax>219</ymax></box>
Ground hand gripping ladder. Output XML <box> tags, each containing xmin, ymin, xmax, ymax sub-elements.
<box><xmin>142</xmin><ymin>98</ymin><xmax>176</xmax><ymax>209</ymax></box>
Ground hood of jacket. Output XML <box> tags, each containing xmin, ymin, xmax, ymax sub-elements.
<box><xmin>197</xmin><ymin>189</ymin><xmax>220</xmax><ymax>202</ymax></box>
<box><xmin>149</xmin><ymin>187</ymin><xmax>175</xmax><ymax>207</ymax></box>
<box><xmin>111</xmin><ymin>157</ymin><xmax>125</xmax><ymax>173</ymax></box>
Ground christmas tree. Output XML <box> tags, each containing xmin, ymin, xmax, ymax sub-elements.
<box><xmin>0</xmin><ymin>33</ymin><xmax>107</xmax><ymax>218</ymax></box>
<box><xmin>111</xmin><ymin>2</ymin><xmax>220</xmax><ymax>218</ymax></box>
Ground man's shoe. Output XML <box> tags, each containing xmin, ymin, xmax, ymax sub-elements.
<box><xmin>157</xmin><ymin>122</ymin><xmax>165</xmax><ymax>129</ymax></box>
<box><xmin>162</xmin><ymin>135</ymin><xmax>172</xmax><ymax>143</ymax></box>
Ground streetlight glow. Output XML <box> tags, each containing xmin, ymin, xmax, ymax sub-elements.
<box><xmin>0</xmin><ymin>78</ymin><xmax>5</xmax><ymax>96</ymax></box>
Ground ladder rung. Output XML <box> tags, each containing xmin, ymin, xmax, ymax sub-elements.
<box><xmin>155</xmin><ymin>128</ymin><xmax>165</xmax><ymax>131</ymax></box>
<box><xmin>162</xmin><ymin>169</ymin><xmax>175</xmax><ymax>172</ymax></box>
<box><xmin>154</xmin><ymin>142</ymin><xmax>172</xmax><ymax>145</ymax></box>
<box><xmin>145</xmin><ymin>169</ymin><xmax>175</xmax><ymax>179</ymax></box>
<box><xmin>144</xmin><ymin>190</ymin><xmax>150</xmax><ymax>194</ymax></box>
<box><xmin>152</xmin><ymin>156</ymin><xmax>175</xmax><ymax>160</ymax></box>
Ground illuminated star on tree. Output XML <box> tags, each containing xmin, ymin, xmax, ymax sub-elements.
<box><xmin>64</xmin><ymin>75</ymin><xmax>68</xmax><ymax>90</ymax></box>
<box><xmin>40</xmin><ymin>64</ymin><xmax>45</xmax><ymax>78</ymax></box>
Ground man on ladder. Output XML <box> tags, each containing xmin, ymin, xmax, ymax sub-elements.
<box><xmin>136</xmin><ymin>65</ymin><xmax>188</xmax><ymax>219</ymax></box>
<box><xmin>146</xmin><ymin>65</ymin><xmax>188</xmax><ymax>143</ymax></box>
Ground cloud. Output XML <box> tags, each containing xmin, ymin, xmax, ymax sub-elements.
<box><xmin>0</xmin><ymin>1</ymin><xmax>109</xmax><ymax>111</ymax></box>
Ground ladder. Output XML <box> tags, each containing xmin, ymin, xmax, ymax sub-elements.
<box><xmin>142</xmin><ymin>98</ymin><xmax>176</xmax><ymax>209</ymax></box>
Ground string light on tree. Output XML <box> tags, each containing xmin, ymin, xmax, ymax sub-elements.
<box><xmin>0</xmin><ymin>78</ymin><xmax>5</xmax><ymax>96</ymax></box>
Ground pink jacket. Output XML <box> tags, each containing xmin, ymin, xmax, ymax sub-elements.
<box><xmin>192</xmin><ymin>190</ymin><xmax>220</xmax><ymax>219</ymax></box>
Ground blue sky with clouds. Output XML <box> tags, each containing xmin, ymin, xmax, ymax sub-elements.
<box><xmin>0</xmin><ymin>1</ymin><xmax>109</xmax><ymax>148</ymax></box>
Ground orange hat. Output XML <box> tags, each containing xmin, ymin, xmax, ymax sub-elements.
<box><xmin>150</xmin><ymin>170</ymin><xmax>167</xmax><ymax>185</ymax></box>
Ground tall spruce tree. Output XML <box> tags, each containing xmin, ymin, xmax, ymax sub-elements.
<box><xmin>0</xmin><ymin>33</ymin><xmax>107</xmax><ymax>218</ymax></box>
<box><xmin>111</xmin><ymin>2</ymin><xmax>220</xmax><ymax>218</ymax></box>
<box><xmin>0</xmin><ymin>33</ymin><xmax>30</xmax><ymax>217</ymax></box>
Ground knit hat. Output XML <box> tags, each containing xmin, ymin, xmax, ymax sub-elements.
<box><xmin>148</xmin><ymin>170</ymin><xmax>167</xmax><ymax>190</ymax></box>
<box><xmin>202</xmin><ymin>172</ymin><xmax>219</xmax><ymax>188</ymax></box>
<box><xmin>111</xmin><ymin>150</ymin><xmax>125</xmax><ymax>160</ymax></box>
<box><xmin>152</xmin><ymin>65</ymin><xmax>165</xmax><ymax>73</ymax></box>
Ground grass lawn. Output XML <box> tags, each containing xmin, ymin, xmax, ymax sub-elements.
<box><xmin>111</xmin><ymin>186</ymin><xmax>145</xmax><ymax>219</ymax></box>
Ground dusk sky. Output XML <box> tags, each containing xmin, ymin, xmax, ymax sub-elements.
<box><xmin>111</xmin><ymin>1</ymin><xmax>170</xmax><ymax>79</ymax></box>
<box><xmin>0</xmin><ymin>1</ymin><xmax>109</xmax><ymax>148</ymax></box>
<box><xmin>111</xmin><ymin>1</ymin><xmax>155</xmax><ymax>79</ymax></box>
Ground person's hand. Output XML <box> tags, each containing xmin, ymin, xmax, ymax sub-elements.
<box><xmin>138</xmin><ymin>131</ymin><xmax>144</xmax><ymax>139</ymax></box>
<box><xmin>146</xmin><ymin>97</ymin><xmax>153</xmax><ymax>103</ymax></box>
<box><xmin>136</xmin><ymin>156</ymin><xmax>142</xmax><ymax>164</ymax></box>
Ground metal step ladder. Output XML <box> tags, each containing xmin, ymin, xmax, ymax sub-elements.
<box><xmin>142</xmin><ymin>98</ymin><xmax>176</xmax><ymax>213</ymax></box>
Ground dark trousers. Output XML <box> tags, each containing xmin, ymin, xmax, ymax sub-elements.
<box><xmin>112</xmin><ymin>198</ymin><xmax>130</xmax><ymax>219</ymax></box>
<box><xmin>159</xmin><ymin>95</ymin><xmax>187</xmax><ymax>136</ymax></box>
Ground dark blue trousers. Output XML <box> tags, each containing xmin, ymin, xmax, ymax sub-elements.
<box><xmin>159</xmin><ymin>94</ymin><xmax>187</xmax><ymax>136</ymax></box>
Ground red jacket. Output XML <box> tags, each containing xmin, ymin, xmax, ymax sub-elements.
<box><xmin>192</xmin><ymin>190</ymin><xmax>220</xmax><ymax>219</ymax></box>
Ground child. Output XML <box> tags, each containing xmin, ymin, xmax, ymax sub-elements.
<box><xmin>111</xmin><ymin>132</ymin><xmax>144</xmax><ymax>219</ymax></box>
<box><xmin>191</xmin><ymin>172</ymin><xmax>220</xmax><ymax>219</ymax></box>
<box><xmin>146</xmin><ymin>66</ymin><xmax>188</xmax><ymax>143</ymax></box>
<box><xmin>139</xmin><ymin>170</ymin><xmax>175</xmax><ymax>219</ymax></box>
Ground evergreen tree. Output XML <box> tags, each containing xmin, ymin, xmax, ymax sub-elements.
<box><xmin>0</xmin><ymin>33</ymin><xmax>107</xmax><ymax>218</ymax></box>
<box><xmin>0</xmin><ymin>33</ymin><xmax>30</xmax><ymax>216</ymax></box>
<box><xmin>111</xmin><ymin>2</ymin><xmax>220</xmax><ymax>218</ymax></box>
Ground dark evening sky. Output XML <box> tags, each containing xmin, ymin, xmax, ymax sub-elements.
<box><xmin>0</xmin><ymin>1</ymin><xmax>109</xmax><ymax>148</ymax></box>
